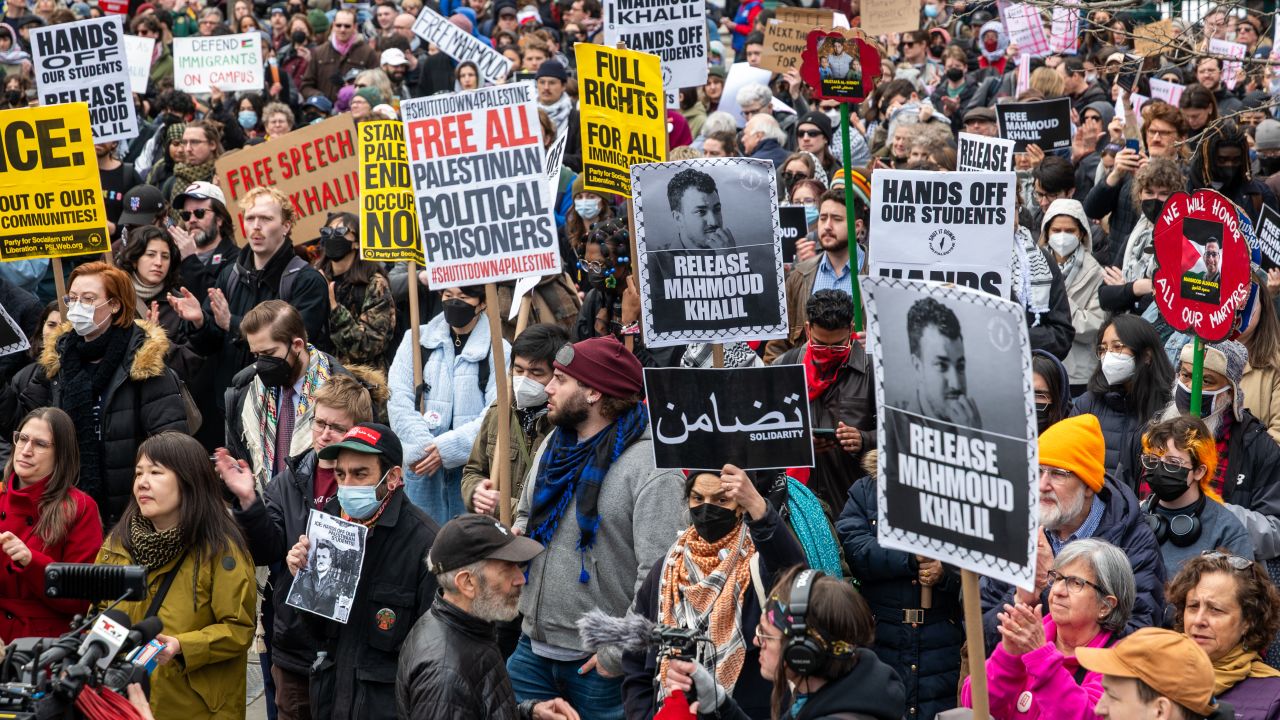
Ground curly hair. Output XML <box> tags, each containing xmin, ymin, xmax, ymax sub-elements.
<box><xmin>119</xmin><ymin>226</ymin><xmax>183</xmax><ymax>291</ymax></box>
<box><xmin>807</xmin><ymin>289</ymin><xmax>854</xmax><ymax>331</ymax></box>
<box><xmin>666</xmin><ymin>168</ymin><xmax>718</xmax><ymax>213</ymax></box>
<box><xmin>1167</xmin><ymin>551</ymin><xmax>1280</xmax><ymax>653</ymax></box>
<box><xmin>1140</xmin><ymin>415</ymin><xmax>1220</xmax><ymax>501</ymax></box>
<box><xmin>906</xmin><ymin>297</ymin><xmax>961</xmax><ymax>357</ymax></box>
<box><xmin>1130</xmin><ymin>157</ymin><xmax>1186</xmax><ymax>206</ymax></box>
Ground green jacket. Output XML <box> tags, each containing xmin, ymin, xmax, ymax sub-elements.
<box><xmin>460</xmin><ymin>400</ymin><xmax>551</xmax><ymax>517</ymax></box>
<box><xmin>149</xmin><ymin>45</ymin><xmax>174</xmax><ymax>93</ymax></box>
<box><xmin>328</xmin><ymin>270</ymin><xmax>396</xmax><ymax>372</ymax></box>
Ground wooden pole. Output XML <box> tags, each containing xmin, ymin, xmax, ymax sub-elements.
<box><xmin>962</xmin><ymin>570</ymin><xmax>989</xmax><ymax>720</ymax></box>
<box><xmin>711</xmin><ymin>343</ymin><xmax>724</xmax><ymax>368</ymax></box>
<box><xmin>52</xmin><ymin>258</ymin><xmax>67</xmax><ymax>317</ymax></box>
<box><xmin>407</xmin><ymin>260</ymin><xmax>424</xmax><ymax>413</ymax></box>
<box><xmin>515</xmin><ymin>295</ymin><xmax>532</xmax><ymax>337</ymax></box>
<box><xmin>485</xmin><ymin>283</ymin><xmax>513</xmax><ymax>526</ymax></box>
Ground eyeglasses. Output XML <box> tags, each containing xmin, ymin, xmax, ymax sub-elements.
<box><xmin>1146</xmin><ymin>128</ymin><xmax>1176</xmax><ymax>138</ymax></box>
<box><xmin>755</xmin><ymin>627</ymin><xmax>782</xmax><ymax>645</ymax></box>
<box><xmin>577</xmin><ymin>259</ymin><xmax>606</xmax><ymax>273</ymax></box>
<box><xmin>1039</xmin><ymin>466</ymin><xmax>1075</xmax><ymax>482</ymax></box>
<box><xmin>1140</xmin><ymin>453</ymin><xmax>1191</xmax><ymax>473</ymax></box>
<box><xmin>1201</xmin><ymin>551</ymin><xmax>1254</xmax><ymax>570</ymax></box>
<box><xmin>62</xmin><ymin>294</ymin><xmax>102</xmax><ymax>306</ymax></box>
<box><xmin>902</xmin><ymin>41</ymin><xmax>917</xmax><ymax>47</ymax></box>
<box><xmin>179</xmin><ymin>208</ymin><xmax>210</xmax><ymax>221</ymax></box>
<box><xmin>797</xmin><ymin>128</ymin><xmax>825</xmax><ymax>138</ymax></box>
<box><xmin>12</xmin><ymin>432</ymin><xmax>52</xmax><ymax>452</ymax></box>
<box><xmin>1047</xmin><ymin>570</ymin><xmax>1107</xmax><ymax>595</ymax></box>
<box><xmin>320</xmin><ymin>225</ymin><xmax>351</xmax><ymax>239</ymax></box>
<box><xmin>313</xmin><ymin>417</ymin><xmax>350</xmax><ymax>435</ymax></box>
<box><xmin>1205</xmin><ymin>250</ymin><xmax>1219</xmax><ymax>257</ymax></box>
<box><xmin>810</xmin><ymin>337</ymin><xmax>852</xmax><ymax>349</ymax></box>
<box><xmin>1095</xmin><ymin>341</ymin><xmax>1130</xmax><ymax>357</ymax></box>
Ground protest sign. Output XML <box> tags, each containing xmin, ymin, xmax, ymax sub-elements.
<box><xmin>123</xmin><ymin>33</ymin><xmax>154</xmax><ymax>95</ymax></box>
<box><xmin>358</xmin><ymin>120</ymin><xmax>422</xmax><ymax>265</ymax></box>
<box><xmin>996</xmin><ymin>97</ymin><xmax>1071</xmax><ymax>152</ymax></box>
<box><xmin>286</xmin><ymin>509</ymin><xmax>368</xmax><ymax>624</ymax></box>
<box><xmin>0</xmin><ymin>104</ymin><xmax>109</xmax><ymax>262</ymax></box>
<box><xmin>575</xmin><ymin>43</ymin><xmax>665</xmax><ymax>198</ymax></box>
<box><xmin>1148</xmin><ymin>77</ymin><xmax>1185</xmax><ymax>106</ymax></box>
<box><xmin>98</xmin><ymin>0</ymin><xmax>126</xmax><ymax>13</ymax></box>
<box><xmin>800</xmin><ymin>29</ymin><xmax>881</xmax><ymax>104</ymax></box>
<box><xmin>632</xmin><ymin>157</ymin><xmax>787</xmax><ymax>347</ymax></box>
<box><xmin>0</xmin><ymin>303</ymin><xmax>29</xmax><ymax>358</ymax></box>
<box><xmin>1133</xmin><ymin>19</ymin><xmax>1174</xmax><ymax>57</ymax></box>
<box><xmin>1049</xmin><ymin>3</ymin><xmax>1079</xmax><ymax>54</ymax></box>
<box><xmin>864</xmin><ymin>276</ymin><xmax>1037</xmax><ymax>590</ymax></box>
<box><xmin>216</xmin><ymin>113</ymin><xmax>358</xmax><ymax>246</ymax></box>
<box><xmin>603</xmin><ymin>0</ymin><xmax>706</xmax><ymax>99</ymax></box>
<box><xmin>544</xmin><ymin>128</ymin><xmax>568</xmax><ymax>189</ymax></box>
<box><xmin>778</xmin><ymin>204</ymin><xmax>807</xmax><ymax>265</ymax></box>
<box><xmin>412</xmin><ymin>7</ymin><xmax>513</xmax><ymax>85</ymax></box>
<box><xmin>173</xmin><ymin>32</ymin><xmax>264</xmax><ymax>93</ymax></box>
<box><xmin>646</xmin><ymin>366</ymin><xmax>814</xmax><ymax>470</ymax></box>
<box><xmin>1015</xmin><ymin>55</ymin><xmax>1031</xmax><ymax>96</ymax></box>
<box><xmin>1207</xmin><ymin>38</ymin><xmax>1246</xmax><ymax>90</ymax></box>
<box><xmin>719</xmin><ymin>62</ymin><xmax>772</xmax><ymax>127</ymax></box>
<box><xmin>31</xmin><ymin>16</ymin><xmax>137</xmax><ymax>143</ymax></box>
<box><xmin>401</xmin><ymin>83</ymin><xmax>559</xmax><ymax>288</ymax></box>
<box><xmin>957</xmin><ymin>133</ymin><xmax>1015</xmax><ymax>172</ymax></box>
<box><xmin>1256</xmin><ymin>205</ymin><xmax>1280</xmax><ymax>272</ymax></box>
<box><xmin>1152</xmin><ymin>189</ymin><xmax>1250</xmax><ymax>342</ymax></box>
<box><xmin>998</xmin><ymin>2</ymin><xmax>1050</xmax><ymax>56</ymax></box>
<box><xmin>860</xmin><ymin>0</ymin><xmax>917</xmax><ymax>37</ymax></box>
<box><xmin>868</xmin><ymin>169</ymin><xmax>1016</xmax><ymax>298</ymax></box>
<box><xmin>775</xmin><ymin>7</ymin><xmax>833</xmax><ymax>26</ymax></box>
<box><xmin>760</xmin><ymin>21</ymin><xmax>812</xmax><ymax>74</ymax></box>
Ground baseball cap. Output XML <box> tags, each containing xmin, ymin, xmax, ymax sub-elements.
<box><xmin>304</xmin><ymin>95</ymin><xmax>333</xmax><ymax>114</ymax></box>
<box><xmin>497</xmin><ymin>4</ymin><xmax>516</xmax><ymax>17</ymax></box>
<box><xmin>317</xmin><ymin>422</ymin><xmax>404</xmax><ymax>467</ymax></box>
<box><xmin>380</xmin><ymin>48</ymin><xmax>408</xmax><ymax>66</ymax></box>
<box><xmin>1075</xmin><ymin>628</ymin><xmax>1217</xmax><ymax>717</ymax></box>
<box><xmin>516</xmin><ymin>5</ymin><xmax>539</xmax><ymax>24</ymax></box>
<box><xmin>118</xmin><ymin>185</ymin><xmax>166</xmax><ymax>226</ymax></box>
<box><xmin>427</xmin><ymin>514</ymin><xmax>544</xmax><ymax>574</ymax></box>
<box><xmin>174</xmin><ymin>180</ymin><xmax>226</xmax><ymax>208</ymax></box>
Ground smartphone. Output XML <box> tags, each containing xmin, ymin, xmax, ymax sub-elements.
<box><xmin>813</xmin><ymin>427</ymin><xmax>837</xmax><ymax>437</ymax></box>
<box><xmin>1125</xmin><ymin>138</ymin><xmax>1140</xmax><ymax>152</ymax></box>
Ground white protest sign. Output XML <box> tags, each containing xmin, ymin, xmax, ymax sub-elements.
<box><xmin>508</xmin><ymin>275</ymin><xmax>540</xmax><ymax>321</ymax></box>
<box><xmin>544</xmin><ymin>128</ymin><xmax>568</xmax><ymax>189</ymax></box>
<box><xmin>869</xmin><ymin>169</ymin><xmax>1017</xmax><ymax>298</ymax></box>
<box><xmin>1015</xmin><ymin>54</ymin><xmax>1031</xmax><ymax>96</ymax></box>
<box><xmin>123</xmin><ymin>33</ymin><xmax>154</xmax><ymax>95</ymax></box>
<box><xmin>957</xmin><ymin>133</ymin><xmax>1015</xmax><ymax>172</ymax></box>
<box><xmin>0</xmin><ymin>302</ymin><xmax>29</xmax><ymax>358</ymax></box>
<box><xmin>401</xmin><ymin>83</ymin><xmax>559</xmax><ymax>288</ymax></box>
<box><xmin>412</xmin><ymin>7</ymin><xmax>513</xmax><ymax>85</ymax></box>
<box><xmin>604</xmin><ymin>0</ymin><xmax>707</xmax><ymax>101</ymax></box>
<box><xmin>1049</xmin><ymin>3</ymin><xmax>1079</xmax><ymax>54</ymax></box>
<box><xmin>1148</xmin><ymin>77</ymin><xmax>1184</xmax><ymax>106</ymax></box>
<box><xmin>999</xmin><ymin>2</ymin><xmax>1049</xmax><ymax>56</ymax></box>
<box><xmin>285</xmin><ymin>510</ymin><xmax>368</xmax><ymax>623</ymax></box>
<box><xmin>173</xmin><ymin>32</ymin><xmax>264</xmax><ymax>93</ymax></box>
<box><xmin>719</xmin><ymin>62</ymin><xmax>772</xmax><ymax>128</ymax></box>
<box><xmin>1208</xmin><ymin>38</ymin><xmax>1246</xmax><ymax>90</ymax></box>
<box><xmin>31</xmin><ymin>16</ymin><xmax>138</xmax><ymax>142</ymax></box>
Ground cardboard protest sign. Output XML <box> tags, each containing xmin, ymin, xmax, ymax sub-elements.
<box><xmin>760</xmin><ymin>21</ymin><xmax>812</xmax><ymax>74</ymax></box>
<box><xmin>999</xmin><ymin>2</ymin><xmax>1049</xmax><ymax>56</ymax></box>
<box><xmin>215</xmin><ymin>113</ymin><xmax>358</xmax><ymax>246</ymax></box>
<box><xmin>864</xmin><ymin>276</ymin><xmax>1038</xmax><ymax>590</ymax></box>
<box><xmin>996</xmin><ymin>97</ymin><xmax>1071</xmax><ymax>152</ymax></box>
<box><xmin>800</xmin><ymin>29</ymin><xmax>881</xmax><ymax>104</ymax></box>
<box><xmin>603</xmin><ymin>0</ymin><xmax>706</xmax><ymax>99</ymax></box>
<box><xmin>646</xmin><ymin>366</ymin><xmax>814</xmax><ymax>470</ymax></box>
<box><xmin>860</xmin><ymin>0</ymin><xmax>918</xmax><ymax>37</ymax></box>
<box><xmin>1152</xmin><ymin>190</ymin><xmax>1251</xmax><ymax>342</ymax></box>
<box><xmin>1049</xmin><ymin>3</ymin><xmax>1079</xmax><ymax>54</ymax></box>
<box><xmin>401</xmin><ymin>83</ymin><xmax>559</xmax><ymax>289</ymax></box>
<box><xmin>0</xmin><ymin>104</ymin><xmax>109</xmax><ymax>262</ymax></box>
<box><xmin>719</xmin><ymin>62</ymin><xmax>772</xmax><ymax>127</ymax></box>
<box><xmin>778</xmin><ymin>204</ymin><xmax>807</xmax><ymax>265</ymax></box>
<box><xmin>1133</xmin><ymin>19</ymin><xmax>1174</xmax><ymax>57</ymax></box>
<box><xmin>1207</xmin><ymin>38</ymin><xmax>1246</xmax><ymax>90</ymax></box>
<box><xmin>575</xmin><ymin>43</ymin><xmax>665</xmax><ymax>198</ymax></box>
<box><xmin>775</xmin><ymin>7</ymin><xmax>833</xmax><ymax>26</ymax></box>
<box><xmin>957</xmin><ymin>132</ymin><xmax>1015</xmax><ymax>172</ymax></box>
<box><xmin>632</xmin><ymin>157</ymin><xmax>787</xmax><ymax>347</ymax></box>
<box><xmin>869</xmin><ymin>169</ymin><xmax>1016</xmax><ymax>297</ymax></box>
<box><xmin>173</xmin><ymin>32</ymin><xmax>264</xmax><ymax>93</ymax></box>
<box><xmin>123</xmin><ymin>33</ymin><xmax>155</xmax><ymax>95</ymax></box>
<box><xmin>286</xmin><ymin>509</ymin><xmax>367</xmax><ymax>624</ymax></box>
<box><xmin>358</xmin><ymin>120</ymin><xmax>422</xmax><ymax>265</ymax></box>
<box><xmin>0</xmin><ymin>302</ymin><xmax>29</xmax><ymax>358</ymax></box>
<box><xmin>1148</xmin><ymin>77</ymin><xmax>1184</xmax><ymax>106</ymax></box>
<box><xmin>1256</xmin><ymin>205</ymin><xmax>1280</xmax><ymax>272</ymax></box>
<box><xmin>412</xmin><ymin>7</ymin><xmax>513</xmax><ymax>85</ymax></box>
<box><xmin>31</xmin><ymin>16</ymin><xmax>137</xmax><ymax>143</ymax></box>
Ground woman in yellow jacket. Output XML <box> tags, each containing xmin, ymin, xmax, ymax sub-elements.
<box><xmin>96</xmin><ymin>431</ymin><xmax>256</xmax><ymax>719</ymax></box>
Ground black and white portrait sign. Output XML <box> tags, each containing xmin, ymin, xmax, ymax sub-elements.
<box><xmin>632</xmin><ymin>157</ymin><xmax>788</xmax><ymax>347</ymax></box>
<box><xmin>645</xmin><ymin>365</ymin><xmax>814</xmax><ymax>470</ymax></box>
<box><xmin>286</xmin><ymin>510</ymin><xmax>368</xmax><ymax>623</ymax></box>
<box><xmin>864</xmin><ymin>277</ymin><xmax>1037</xmax><ymax>590</ymax></box>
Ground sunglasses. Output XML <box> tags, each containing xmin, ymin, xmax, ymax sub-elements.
<box><xmin>1201</xmin><ymin>551</ymin><xmax>1253</xmax><ymax>571</ymax></box>
<box><xmin>320</xmin><ymin>225</ymin><xmax>351</xmax><ymax>238</ymax></box>
<box><xmin>179</xmin><ymin>208</ymin><xmax>210</xmax><ymax>221</ymax></box>
<box><xmin>797</xmin><ymin>128</ymin><xmax>825</xmax><ymax>138</ymax></box>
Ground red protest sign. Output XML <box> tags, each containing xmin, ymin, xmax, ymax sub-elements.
<box><xmin>1152</xmin><ymin>189</ymin><xmax>1251</xmax><ymax>342</ymax></box>
<box><xmin>799</xmin><ymin>29</ymin><xmax>881</xmax><ymax>104</ymax></box>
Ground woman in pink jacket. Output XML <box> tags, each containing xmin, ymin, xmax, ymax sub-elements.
<box><xmin>962</xmin><ymin>538</ymin><xmax>1136</xmax><ymax>720</ymax></box>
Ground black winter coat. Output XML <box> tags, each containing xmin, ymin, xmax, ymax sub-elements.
<box><xmin>837</xmin><ymin>476</ymin><xmax>963</xmax><ymax>720</ymax></box>
<box><xmin>703</xmin><ymin>648</ymin><xmax>906</xmax><ymax>720</ymax></box>
<box><xmin>1071</xmin><ymin>389</ymin><xmax>1151</xmax><ymax>488</ymax></box>
<box><xmin>1219</xmin><ymin>410</ymin><xmax>1280</xmax><ymax>563</ymax></box>
<box><xmin>1084</xmin><ymin>173</ymin><xmax>1139</xmax><ymax>268</ymax></box>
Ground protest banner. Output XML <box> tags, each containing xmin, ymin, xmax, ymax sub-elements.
<box><xmin>1133</xmin><ymin>19</ymin><xmax>1174</xmax><ymax>57</ymax></box>
<box><xmin>646</xmin><ymin>365</ymin><xmax>814</xmax><ymax>470</ymax></box>
<box><xmin>1256</xmin><ymin>205</ymin><xmax>1280</xmax><ymax>271</ymax></box>
<box><xmin>1049</xmin><ymin>3</ymin><xmax>1079</xmax><ymax>54</ymax></box>
<box><xmin>575</xmin><ymin>43</ymin><xmax>665</xmax><ymax>198</ymax></box>
<box><xmin>996</xmin><ymin>97</ymin><xmax>1071</xmax><ymax>152</ymax></box>
<box><xmin>216</xmin><ymin>113</ymin><xmax>358</xmax><ymax>246</ymax></box>
<box><xmin>860</xmin><ymin>0</ymin><xmax>917</xmax><ymax>37</ymax></box>
<box><xmin>957</xmin><ymin>132</ymin><xmax>1015</xmax><ymax>172</ymax></box>
<box><xmin>868</xmin><ymin>169</ymin><xmax>1016</xmax><ymax>298</ymax></box>
<box><xmin>0</xmin><ymin>303</ymin><xmax>29</xmax><ymax>358</ymax></box>
<box><xmin>31</xmin><ymin>16</ymin><xmax>137</xmax><ymax>143</ymax></box>
<box><xmin>98</xmin><ymin>0</ymin><xmax>126</xmax><ymax>13</ymax></box>
<box><xmin>1207</xmin><ymin>38</ymin><xmax>1246</xmax><ymax>90</ymax></box>
<box><xmin>123</xmin><ymin>33</ymin><xmax>154</xmax><ymax>95</ymax></box>
<box><xmin>358</xmin><ymin>120</ymin><xmax>422</xmax><ymax>265</ymax></box>
<box><xmin>0</xmin><ymin>103</ymin><xmax>110</xmax><ymax>263</ymax></box>
<box><xmin>775</xmin><ymin>7</ymin><xmax>833</xmax><ymax>26</ymax></box>
<box><xmin>760</xmin><ymin>21</ymin><xmax>812</xmax><ymax>74</ymax></box>
<box><xmin>400</xmin><ymin>82</ymin><xmax>559</xmax><ymax>288</ymax></box>
<box><xmin>631</xmin><ymin>157</ymin><xmax>787</xmax><ymax>347</ymax></box>
<box><xmin>412</xmin><ymin>7</ymin><xmax>513</xmax><ymax>85</ymax></box>
<box><xmin>719</xmin><ymin>62</ymin><xmax>772</xmax><ymax>127</ymax></box>
<box><xmin>286</xmin><ymin>509</ymin><xmax>368</xmax><ymax>624</ymax></box>
<box><xmin>603</xmin><ymin>0</ymin><xmax>706</xmax><ymax>99</ymax></box>
<box><xmin>863</xmin><ymin>275</ymin><xmax>1038</xmax><ymax>591</ymax></box>
<box><xmin>173</xmin><ymin>32</ymin><xmax>264</xmax><ymax>93</ymax></box>
<box><xmin>998</xmin><ymin>2</ymin><xmax>1050</xmax><ymax>56</ymax></box>
<box><xmin>778</xmin><ymin>204</ymin><xmax>807</xmax><ymax>265</ymax></box>
<box><xmin>799</xmin><ymin>29</ymin><xmax>881</xmax><ymax>104</ymax></box>
<box><xmin>1148</xmin><ymin>77</ymin><xmax>1185</xmax><ymax>106</ymax></box>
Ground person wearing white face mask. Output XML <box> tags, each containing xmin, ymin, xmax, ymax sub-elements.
<box><xmin>1040</xmin><ymin>199</ymin><xmax>1105</xmax><ymax>395</ymax></box>
<box><xmin>563</xmin><ymin>175</ymin><xmax>614</xmax><ymax>278</ymax></box>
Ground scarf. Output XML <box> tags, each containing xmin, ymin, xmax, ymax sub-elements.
<box><xmin>1122</xmin><ymin>217</ymin><xmax>1156</xmax><ymax>283</ymax></box>
<box><xmin>170</xmin><ymin>160</ymin><xmax>217</xmax><ymax>203</ymax></box>
<box><xmin>804</xmin><ymin>343</ymin><xmax>849</xmax><ymax>400</ymax></box>
<box><xmin>1059</xmin><ymin>247</ymin><xmax>1083</xmax><ymax>287</ymax></box>
<box><xmin>800</xmin><ymin>151</ymin><xmax>829</xmax><ymax>188</ymax></box>
<box><xmin>540</xmin><ymin>93</ymin><xmax>572</xmax><ymax>132</ymax></box>
<box><xmin>128</xmin><ymin>514</ymin><xmax>185</xmax><ymax>569</ymax></box>
<box><xmin>1012</xmin><ymin>226</ymin><xmax>1052</xmax><ymax>317</ymax></box>
<box><xmin>330</xmin><ymin>34</ymin><xmax>356</xmax><ymax>55</ymax></box>
<box><xmin>681</xmin><ymin>342</ymin><xmax>761</xmax><ymax>369</ymax></box>
<box><xmin>657</xmin><ymin>522</ymin><xmax>754</xmax><ymax>700</ymax></box>
<box><xmin>132</xmin><ymin>275</ymin><xmax>165</xmax><ymax>305</ymax></box>
<box><xmin>58</xmin><ymin>324</ymin><xmax>132</xmax><ymax>501</ymax></box>
<box><xmin>249</xmin><ymin>346</ymin><xmax>333</xmax><ymax>476</ymax></box>
<box><xmin>528</xmin><ymin>402</ymin><xmax>649</xmax><ymax>582</ymax></box>
<box><xmin>1211</xmin><ymin>644</ymin><xmax>1280</xmax><ymax>696</ymax></box>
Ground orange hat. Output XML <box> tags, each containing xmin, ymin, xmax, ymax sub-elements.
<box><xmin>1076</xmin><ymin>628</ymin><xmax>1216</xmax><ymax>717</ymax></box>
<box><xmin>1038</xmin><ymin>414</ymin><xmax>1105</xmax><ymax>492</ymax></box>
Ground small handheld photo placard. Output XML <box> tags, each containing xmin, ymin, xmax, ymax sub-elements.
<box><xmin>799</xmin><ymin>29</ymin><xmax>881</xmax><ymax>104</ymax></box>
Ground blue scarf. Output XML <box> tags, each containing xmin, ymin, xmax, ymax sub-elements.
<box><xmin>529</xmin><ymin>403</ymin><xmax>649</xmax><ymax>582</ymax></box>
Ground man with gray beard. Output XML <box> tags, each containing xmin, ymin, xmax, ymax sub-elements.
<box><xmin>396</xmin><ymin>515</ymin><xmax>581</xmax><ymax>720</ymax></box>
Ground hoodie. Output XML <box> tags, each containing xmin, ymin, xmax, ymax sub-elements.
<box><xmin>1032</xmin><ymin>349</ymin><xmax>1072</xmax><ymax>426</ymax></box>
<box><xmin>976</xmin><ymin>20</ymin><xmax>1009</xmax><ymax>73</ymax></box>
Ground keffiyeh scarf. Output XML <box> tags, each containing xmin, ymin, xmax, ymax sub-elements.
<box><xmin>1012</xmin><ymin>226</ymin><xmax>1052</xmax><ymax>317</ymax></box>
<box><xmin>128</xmin><ymin>514</ymin><xmax>185</xmax><ymax>569</ymax></box>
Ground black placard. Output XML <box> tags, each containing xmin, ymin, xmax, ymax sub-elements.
<box><xmin>996</xmin><ymin>98</ymin><xmax>1072</xmax><ymax>152</ymax></box>
<box><xmin>778</xmin><ymin>204</ymin><xmax>807</xmax><ymax>265</ymax></box>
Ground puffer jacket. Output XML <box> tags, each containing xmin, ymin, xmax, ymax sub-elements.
<box><xmin>1071</xmin><ymin>390</ymin><xmax>1147</xmax><ymax>487</ymax></box>
<box><xmin>705</xmin><ymin>647</ymin><xmax>907</xmax><ymax>720</ymax></box>
<box><xmin>1218</xmin><ymin>410</ymin><xmax>1280</xmax><ymax>564</ymax></box>
<box><xmin>838</xmin><ymin>474</ymin><xmax>963</xmax><ymax>720</ymax></box>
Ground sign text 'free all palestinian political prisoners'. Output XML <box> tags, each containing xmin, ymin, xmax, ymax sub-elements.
<box><xmin>575</xmin><ymin>43</ymin><xmax>665</xmax><ymax>197</ymax></box>
<box><xmin>869</xmin><ymin>169</ymin><xmax>1016</xmax><ymax>297</ymax></box>
<box><xmin>401</xmin><ymin>83</ymin><xmax>559</xmax><ymax>289</ymax></box>
<box><xmin>645</xmin><ymin>365</ymin><xmax>814</xmax><ymax>471</ymax></box>
<box><xmin>412</xmin><ymin>7</ymin><xmax>513</xmax><ymax>85</ymax></box>
<box><xmin>173</xmin><ymin>32</ymin><xmax>264</xmax><ymax>93</ymax></box>
<box><xmin>0</xmin><ymin>103</ymin><xmax>109</xmax><ymax>262</ymax></box>
<box><xmin>864</xmin><ymin>277</ymin><xmax>1037</xmax><ymax>590</ymax></box>
<box><xmin>358</xmin><ymin>120</ymin><xmax>423</xmax><ymax>265</ymax></box>
<box><xmin>631</xmin><ymin>157</ymin><xmax>788</xmax><ymax>347</ymax></box>
<box><xmin>603</xmin><ymin>0</ymin><xmax>706</xmax><ymax>99</ymax></box>
<box><xmin>996</xmin><ymin>97</ymin><xmax>1072</xmax><ymax>152</ymax></box>
<box><xmin>31</xmin><ymin>16</ymin><xmax>137</xmax><ymax>143</ymax></box>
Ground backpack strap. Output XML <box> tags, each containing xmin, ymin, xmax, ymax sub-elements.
<box><xmin>278</xmin><ymin>256</ymin><xmax>310</xmax><ymax>304</ymax></box>
<box><xmin>143</xmin><ymin>549</ymin><xmax>189</xmax><ymax>618</ymax></box>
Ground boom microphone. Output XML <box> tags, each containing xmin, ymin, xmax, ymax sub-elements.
<box><xmin>577</xmin><ymin>609</ymin><xmax>659</xmax><ymax>653</ymax></box>
<box><xmin>123</xmin><ymin>617</ymin><xmax>164</xmax><ymax>654</ymax></box>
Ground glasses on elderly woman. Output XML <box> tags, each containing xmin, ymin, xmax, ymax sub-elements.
<box><xmin>1047</xmin><ymin>570</ymin><xmax>1106</xmax><ymax>595</ymax></box>
<box><xmin>1201</xmin><ymin>551</ymin><xmax>1253</xmax><ymax>570</ymax></box>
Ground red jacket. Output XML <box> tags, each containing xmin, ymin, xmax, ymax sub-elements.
<box><xmin>0</xmin><ymin>476</ymin><xmax>103</xmax><ymax>642</ymax></box>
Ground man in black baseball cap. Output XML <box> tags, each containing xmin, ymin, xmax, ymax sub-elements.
<box><xmin>397</xmin><ymin>514</ymin><xmax>579</xmax><ymax>719</ymax></box>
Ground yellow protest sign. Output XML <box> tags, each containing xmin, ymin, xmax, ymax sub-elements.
<box><xmin>0</xmin><ymin>103</ymin><xmax>109</xmax><ymax>262</ymax></box>
<box><xmin>574</xmin><ymin>43</ymin><xmax>665</xmax><ymax>197</ymax></box>
<box><xmin>359</xmin><ymin>120</ymin><xmax>423</xmax><ymax>265</ymax></box>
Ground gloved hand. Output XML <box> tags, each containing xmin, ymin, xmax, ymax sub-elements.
<box><xmin>665</xmin><ymin>658</ymin><xmax>729</xmax><ymax>714</ymax></box>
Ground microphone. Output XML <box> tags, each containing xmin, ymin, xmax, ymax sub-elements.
<box><xmin>74</xmin><ymin>610</ymin><xmax>133</xmax><ymax>671</ymax></box>
<box><xmin>30</xmin><ymin>634</ymin><xmax>83</xmax><ymax>669</ymax></box>
<box><xmin>577</xmin><ymin>609</ymin><xmax>660</xmax><ymax>653</ymax></box>
<box><xmin>45</xmin><ymin>564</ymin><xmax>147</xmax><ymax>602</ymax></box>
<box><xmin>123</xmin><ymin>617</ymin><xmax>164</xmax><ymax>654</ymax></box>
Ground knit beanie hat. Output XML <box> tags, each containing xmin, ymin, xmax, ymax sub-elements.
<box><xmin>355</xmin><ymin>86</ymin><xmax>383</xmax><ymax>107</ymax></box>
<box><xmin>1039</xmin><ymin>413</ymin><xmax>1106</xmax><ymax>492</ymax></box>
<box><xmin>553</xmin><ymin>336</ymin><xmax>644</xmax><ymax>399</ymax></box>
<box><xmin>1178</xmin><ymin>339</ymin><xmax>1247</xmax><ymax>420</ymax></box>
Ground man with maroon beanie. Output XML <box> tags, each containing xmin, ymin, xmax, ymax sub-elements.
<box><xmin>507</xmin><ymin>337</ymin><xmax>686</xmax><ymax>719</ymax></box>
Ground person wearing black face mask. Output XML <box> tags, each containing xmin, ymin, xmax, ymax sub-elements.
<box><xmin>316</xmin><ymin>213</ymin><xmax>395</xmax><ymax>373</ymax></box>
<box><xmin>1138</xmin><ymin>416</ymin><xmax>1253</xmax><ymax>578</ymax></box>
<box><xmin>620</xmin><ymin>464</ymin><xmax>805</xmax><ymax>720</ymax></box>
<box><xmin>1188</xmin><ymin>121</ymin><xmax>1279</xmax><ymax>226</ymax></box>
<box><xmin>1033</xmin><ymin>350</ymin><xmax>1071</xmax><ymax>432</ymax></box>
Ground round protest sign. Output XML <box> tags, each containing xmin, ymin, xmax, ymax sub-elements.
<box><xmin>799</xmin><ymin>29</ymin><xmax>881</xmax><ymax>104</ymax></box>
<box><xmin>1152</xmin><ymin>189</ymin><xmax>1251</xmax><ymax>342</ymax></box>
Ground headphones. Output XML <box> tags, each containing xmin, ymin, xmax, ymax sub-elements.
<box><xmin>774</xmin><ymin>569</ymin><xmax>854</xmax><ymax>675</ymax></box>
<box><xmin>1143</xmin><ymin>493</ymin><xmax>1205</xmax><ymax>547</ymax></box>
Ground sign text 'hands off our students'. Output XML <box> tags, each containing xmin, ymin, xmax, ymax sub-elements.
<box><xmin>30</xmin><ymin>16</ymin><xmax>137</xmax><ymax>143</ymax></box>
